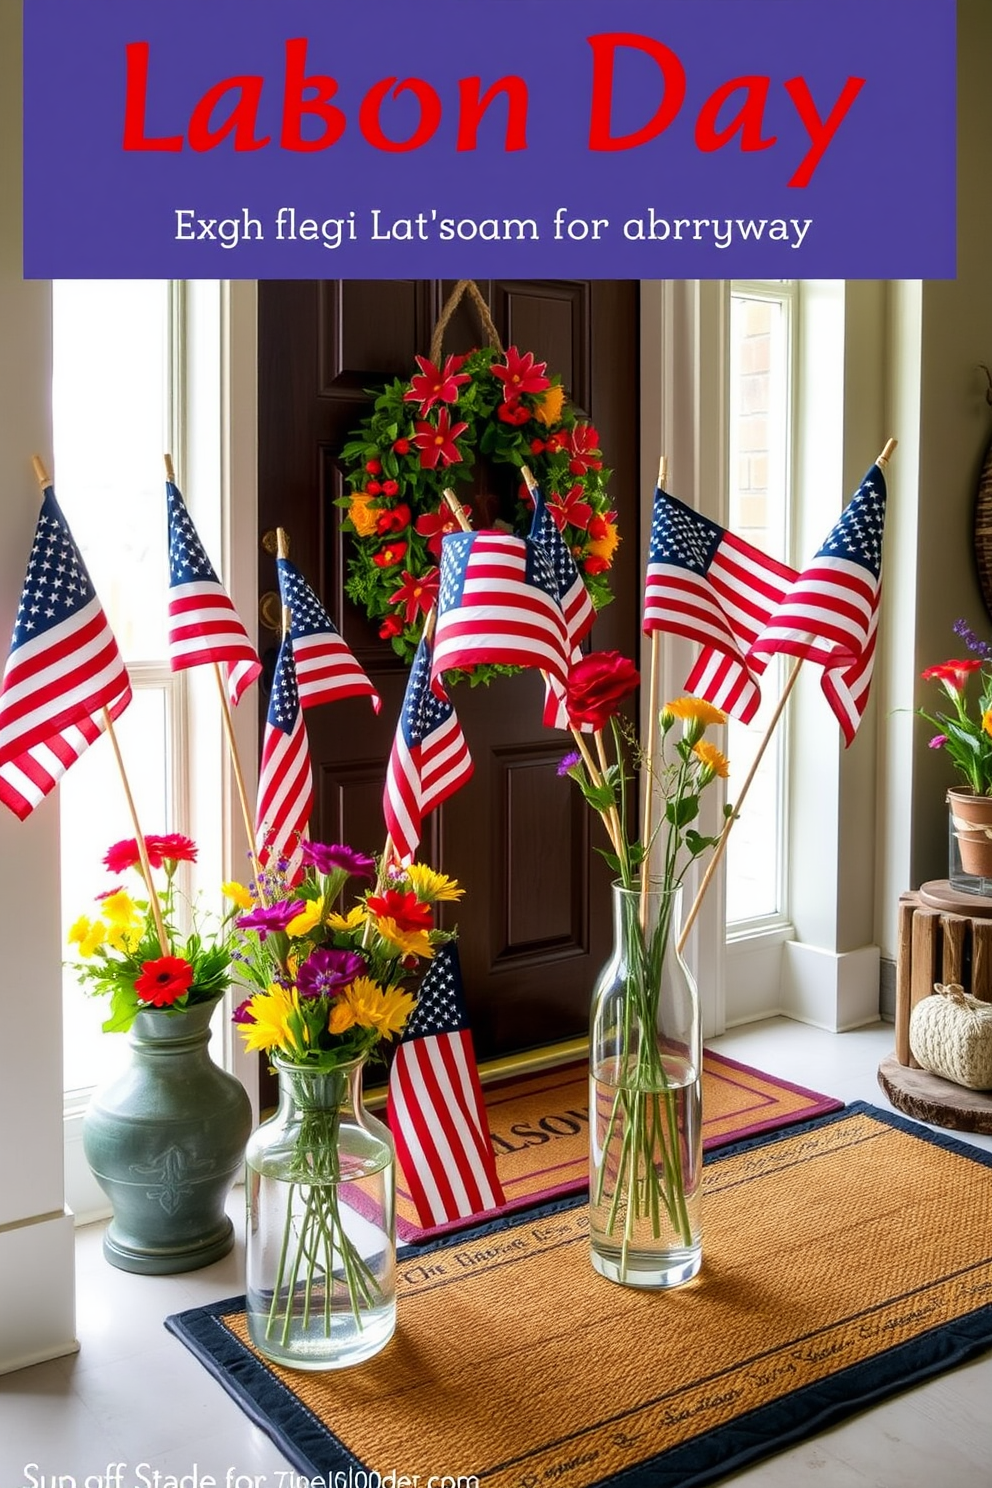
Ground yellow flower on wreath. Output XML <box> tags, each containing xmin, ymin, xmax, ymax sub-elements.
<box><xmin>348</xmin><ymin>494</ymin><xmax>381</xmax><ymax>537</ymax></box>
<box><xmin>535</xmin><ymin>384</ymin><xmax>566</xmax><ymax>427</ymax></box>
<box><xmin>586</xmin><ymin>520</ymin><xmax>620</xmax><ymax>566</ymax></box>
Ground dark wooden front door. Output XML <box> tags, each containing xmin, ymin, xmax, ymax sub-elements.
<box><xmin>257</xmin><ymin>279</ymin><xmax>640</xmax><ymax>1063</ymax></box>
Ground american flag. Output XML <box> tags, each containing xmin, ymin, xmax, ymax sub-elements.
<box><xmin>431</xmin><ymin>530</ymin><xmax>570</xmax><ymax>694</ymax></box>
<box><xmin>0</xmin><ymin>485</ymin><xmax>131</xmax><ymax>821</ymax></box>
<box><xmin>643</xmin><ymin>488</ymin><xmax>798</xmax><ymax>722</ymax></box>
<box><xmin>167</xmin><ymin>480</ymin><xmax>261</xmax><ymax>706</ymax></box>
<box><xmin>383</xmin><ymin>626</ymin><xmax>473</xmax><ymax>863</ymax></box>
<box><xmin>388</xmin><ymin>942</ymin><xmax>505</xmax><ymax>1229</ymax></box>
<box><xmin>276</xmin><ymin>556</ymin><xmax>380</xmax><ymax>713</ymax></box>
<box><xmin>255</xmin><ymin>633</ymin><xmax>312</xmax><ymax>870</ymax></box>
<box><xmin>749</xmin><ymin>463</ymin><xmax>887</xmax><ymax>744</ymax></box>
<box><xmin>529</xmin><ymin>483</ymin><xmax>597</xmax><ymax>729</ymax></box>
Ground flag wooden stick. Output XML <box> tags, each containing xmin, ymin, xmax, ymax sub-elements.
<box><xmin>677</xmin><ymin>656</ymin><xmax>802</xmax><ymax>955</ymax></box>
<box><xmin>640</xmin><ymin>456</ymin><xmax>668</xmax><ymax>910</ymax></box>
<box><xmin>31</xmin><ymin>455</ymin><xmax>170</xmax><ymax>953</ymax></box>
<box><xmin>164</xmin><ymin>456</ymin><xmax>267</xmax><ymax>901</ymax></box>
<box><xmin>676</xmin><ymin>435</ymin><xmax>898</xmax><ymax>955</ymax></box>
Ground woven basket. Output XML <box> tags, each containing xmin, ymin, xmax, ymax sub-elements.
<box><xmin>909</xmin><ymin>982</ymin><xmax>992</xmax><ymax>1090</ymax></box>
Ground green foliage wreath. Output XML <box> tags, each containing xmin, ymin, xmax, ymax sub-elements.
<box><xmin>338</xmin><ymin>342</ymin><xmax>619</xmax><ymax>681</ymax></box>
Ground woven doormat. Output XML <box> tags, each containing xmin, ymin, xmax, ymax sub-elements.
<box><xmin>166</xmin><ymin>1103</ymin><xmax>992</xmax><ymax>1488</ymax></box>
<box><xmin>396</xmin><ymin>1048</ymin><xmax>843</xmax><ymax>1240</ymax></box>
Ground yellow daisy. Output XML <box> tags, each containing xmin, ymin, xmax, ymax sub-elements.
<box><xmin>375</xmin><ymin>918</ymin><xmax>435</xmax><ymax>960</ymax></box>
<box><xmin>222</xmin><ymin>880</ymin><xmax>253</xmax><ymax>911</ymax></box>
<box><xmin>342</xmin><ymin>976</ymin><xmax>417</xmax><ymax>1040</ymax></box>
<box><xmin>664</xmin><ymin>697</ymin><xmax>728</xmax><ymax>727</ymax></box>
<box><xmin>286</xmin><ymin>900</ymin><xmax>322</xmax><ymax>937</ymax></box>
<box><xmin>100</xmin><ymin>889</ymin><xmax>142</xmax><ymax>928</ymax></box>
<box><xmin>327</xmin><ymin>905</ymin><xmax>367</xmax><ymax>933</ymax></box>
<box><xmin>67</xmin><ymin>915</ymin><xmax>106</xmax><ymax>957</ymax></box>
<box><xmin>237</xmin><ymin>984</ymin><xmax>301</xmax><ymax>1056</ymax></box>
<box><xmin>693</xmin><ymin>739</ymin><xmax>730</xmax><ymax>780</ymax></box>
<box><xmin>328</xmin><ymin>999</ymin><xmax>359</xmax><ymax>1035</ymax></box>
<box><xmin>404</xmin><ymin>863</ymin><xmax>464</xmax><ymax>903</ymax></box>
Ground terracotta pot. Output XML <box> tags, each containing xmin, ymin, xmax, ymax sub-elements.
<box><xmin>947</xmin><ymin>787</ymin><xmax>992</xmax><ymax>877</ymax></box>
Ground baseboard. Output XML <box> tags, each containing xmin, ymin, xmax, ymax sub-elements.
<box><xmin>780</xmin><ymin>941</ymin><xmax>881</xmax><ymax>1031</ymax></box>
<box><xmin>0</xmin><ymin>1210</ymin><xmax>78</xmax><ymax>1374</ymax></box>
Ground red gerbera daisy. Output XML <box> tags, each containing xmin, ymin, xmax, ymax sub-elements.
<box><xmin>134</xmin><ymin>955</ymin><xmax>195</xmax><ymax>1007</ymax></box>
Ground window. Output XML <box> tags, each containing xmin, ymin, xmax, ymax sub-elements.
<box><xmin>725</xmin><ymin>282</ymin><xmax>795</xmax><ymax>929</ymax></box>
<box><xmin>53</xmin><ymin>280</ymin><xmax>182</xmax><ymax>1096</ymax></box>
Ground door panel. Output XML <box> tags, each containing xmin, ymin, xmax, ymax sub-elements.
<box><xmin>258</xmin><ymin>279</ymin><xmax>640</xmax><ymax>1062</ymax></box>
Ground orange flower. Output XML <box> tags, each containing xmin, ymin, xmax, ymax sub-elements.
<box><xmin>349</xmin><ymin>494</ymin><xmax>380</xmax><ymax>536</ymax></box>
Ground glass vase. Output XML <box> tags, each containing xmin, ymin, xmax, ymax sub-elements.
<box><xmin>245</xmin><ymin>1055</ymin><xmax>396</xmax><ymax>1370</ymax></box>
<box><xmin>589</xmin><ymin>882</ymin><xmax>702</xmax><ymax>1288</ymax></box>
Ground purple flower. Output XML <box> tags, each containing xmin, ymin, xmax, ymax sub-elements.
<box><xmin>557</xmin><ymin>751</ymin><xmax>581</xmax><ymax>777</ymax></box>
<box><xmin>300</xmin><ymin>841</ymin><xmax>376</xmax><ymax>878</ymax></box>
<box><xmin>929</xmin><ymin>734</ymin><xmax>948</xmax><ymax>749</ymax></box>
<box><xmin>296</xmin><ymin>947</ymin><xmax>365</xmax><ymax>999</ymax></box>
<box><xmin>231</xmin><ymin>997</ymin><xmax>256</xmax><ymax>1025</ymax></box>
<box><xmin>953</xmin><ymin>618</ymin><xmax>992</xmax><ymax>659</ymax></box>
<box><xmin>236</xmin><ymin>901</ymin><xmax>305</xmax><ymax>940</ymax></box>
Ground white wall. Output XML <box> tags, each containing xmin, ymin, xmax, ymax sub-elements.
<box><xmin>876</xmin><ymin>0</ymin><xmax>992</xmax><ymax>958</ymax></box>
<box><xmin>0</xmin><ymin>2</ymin><xmax>77</xmax><ymax>1372</ymax></box>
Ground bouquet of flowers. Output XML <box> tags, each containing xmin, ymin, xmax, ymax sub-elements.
<box><xmin>919</xmin><ymin>621</ymin><xmax>992</xmax><ymax>795</ymax></box>
<box><xmin>559</xmin><ymin>650</ymin><xmax>732</xmax><ymax>1284</ymax></box>
<box><xmin>67</xmin><ymin>834</ymin><xmax>231</xmax><ymax>1033</ymax></box>
<box><xmin>228</xmin><ymin>840</ymin><xmax>462</xmax><ymax>1355</ymax></box>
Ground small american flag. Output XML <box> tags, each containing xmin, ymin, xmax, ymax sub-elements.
<box><xmin>750</xmin><ymin>463</ymin><xmax>887</xmax><ymax>744</ymax></box>
<box><xmin>276</xmin><ymin>556</ymin><xmax>380</xmax><ymax>713</ymax></box>
<box><xmin>529</xmin><ymin>482</ymin><xmax>597</xmax><ymax>730</ymax></box>
<box><xmin>255</xmin><ymin>633</ymin><xmax>312</xmax><ymax>870</ymax></box>
<box><xmin>388</xmin><ymin>942</ymin><xmax>505</xmax><ymax>1229</ymax></box>
<box><xmin>431</xmin><ymin>530</ymin><xmax>570</xmax><ymax>694</ymax></box>
<box><xmin>167</xmin><ymin>480</ymin><xmax>261</xmax><ymax>706</ymax></box>
<box><xmin>383</xmin><ymin>626</ymin><xmax>473</xmax><ymax>863</ymax></box>
<box><xmin>0</xmin><ymin>485</ymin><xmax>132</xmax><ymax>821</ymax></box>
<box><xmin>643</xmin><ymin>488</ymin><xmax>797</xmax><ymax>722</ymax></box>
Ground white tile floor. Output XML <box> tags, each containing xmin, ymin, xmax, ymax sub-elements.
<box><xmin>2</xmin><ymin>1018</ymin><xmax>991</xmax><ymax>1488</ymax></box>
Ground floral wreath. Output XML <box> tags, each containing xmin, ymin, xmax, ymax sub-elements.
<box><xmin>339</xmin><ymin>298</ymin><xmax>619</xmax><ymax>682</ymax></box>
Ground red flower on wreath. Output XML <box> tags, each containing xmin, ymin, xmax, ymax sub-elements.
<box><xmin>567</xmin><ymin>423</ymin><xmax>603</xmax><ymax>475</ymax></box>
<box><xmin>415</xmin><ymin>505</ymin><xmax>469</xmax><ymax>559</ymax></box>
<box><xmin>389</xmin><ymin>567</ymin><xmax>440</xmax><ymax>625</ymax></box>
<box><xmin>548</xmin><ymin>484</ymin><xmax>593</xmax><ymax>532</ymax></box>
<box><xmin>373</xmin><ymin>540</ymin><xmax>408</xmax><ymax>568</ymax></box>
<box><xmin>378</xmin><ymin>614</ymin><xmax>405</xmax><ymax>640</ymax></box>
<box><xmin>375</xmin><ymin>502</ymin><xmax>412</xmax><ymax>535</ymax></box>
<box><xmin>491</xmin><ymin>346</ymin><xmax>550</xmax><ymax>402</ymax></box>
<box><xmin>404</xmin><ymin>354</ymin><xmax>470</xmax><ymax>416</ymax></box>
<box><xmin>413</xmin><ymin>407</ymin><xmax>469</xmax><ymax>470</ymax></box>
<box><xmin>497</xmin><ymin>400</ymin><xmax>532</xmax><ymax>426</ymax></box>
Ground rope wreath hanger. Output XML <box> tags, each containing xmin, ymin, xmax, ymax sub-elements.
<box><xmin>338</xmin><ymin>279</ymin><xmax>620</xmax><ymax>678</ymax></box>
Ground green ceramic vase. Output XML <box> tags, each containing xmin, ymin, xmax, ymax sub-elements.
<box><xmin>82</xmin><ymin>997</ymin><xmax>252</xmax><ymax>1274</ymax></box>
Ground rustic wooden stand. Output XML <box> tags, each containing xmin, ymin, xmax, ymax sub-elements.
<box><xmin>879</xmin><ymin>881</ymin><xmax>992</xmax><ymax>1131</ymax></box>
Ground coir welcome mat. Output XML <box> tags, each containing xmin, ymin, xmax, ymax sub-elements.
<box><xmin>167</xmin><ymin>1103</ymin><xmax>992</xmax><ymax>1488</ymax></box>
<box><xmin>395</xmin><ymin>1048</ymin><xmax>843</xmax><ymax>1240</ymax></box>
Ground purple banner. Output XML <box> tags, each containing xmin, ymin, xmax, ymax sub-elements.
<box><xmin>23</xmin><ymin>0</ymin><xmax>956</xmax><ymax>279</ymax></box>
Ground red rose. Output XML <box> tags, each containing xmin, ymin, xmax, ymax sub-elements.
<box><xmin>365</xmin><ymin>458</ymin><xmax>382</xmax><ymax>474</ymax></box>
<box><xmin>583</xmin><ymin>555</ymin><xmax>611</xmax><ymax>575</ymax></box>
<box><xmin>393</xmin><ymin>437</ymin><xmax>411</xmax><ymax>455</ymax></box>
<box><xmin>134</xmin><ymin>955</ymin><xmax>195</xmax><ymax>1008</ymax></box>
<box><xmin>381</xmin><ymin>478</ymin><xmax>400</xmax><ymax>496</ymax></box>
<box><xmin>375</xmin><ymin>502</ymin><xmax>412</xmax><ymax>535</ymax></box>
<box><xmin>378</xmin><ymin>614</ymin><xmax>405</xmax><ymax>639</ymax></box>
<box><xmin>565</xmin><ymin>650</ymin><xmax>640</xmax><ymax>731</ymax></box>
<box><xmin>530</xmin><ymin>438</ymin><xmax>545</xmax><ymax>454</ymax></box>
<box><xmin>365</xmin><ymin>480</ymin><xmax>382</xmax><ymax>496</ymax></box>
<box><xmin>497</xmin><ymin>400</ymin><xmax>531</xmax><ymax>426</ymax></box>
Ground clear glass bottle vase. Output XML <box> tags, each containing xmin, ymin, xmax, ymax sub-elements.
<box><xmin>245</xmin><ymin>1055</ymin><xmax>396</xmax><ymax>1370</ymax></box>
<box><xmin>589</xmin><ymin>881</ymin><xmax>703</xmax><ymax>1288</ymax></box>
